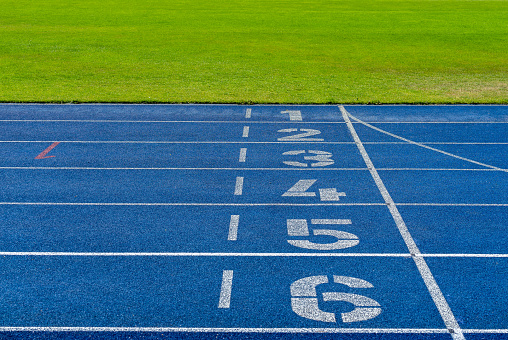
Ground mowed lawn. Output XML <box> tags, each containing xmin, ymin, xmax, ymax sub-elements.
<box><xmin>0</xmin><ymin>0</ymin><xmax>506</xmax><ymax>103</ymax></box>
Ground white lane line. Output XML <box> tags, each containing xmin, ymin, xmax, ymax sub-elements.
<box><xmin>228</xmin><ymin>215</ymin><xmax>239</xmax><ymax>241</ymax></box>
<box><xmin>3</xmin><ymin>202</ymin><xmax>506</xmax><ymax>207</ymax></box>
<box><xmin>379</xmin><ymin>142</ymin><xmax>508</xmax><ymax>145</ymax></box>
<box><xmin>0</xmin><ymin>167</ymin><xmax>369</xmax><ymax>171</ymax></box>
<box><xmin>0</xmin><ymin>252</ymin><xmax>411</xmax><ymax>257</ymax></box>
<box><xmin>0</xmin><ymin>327</ymin><xmax>451</xmax><ymax>333</ymax></box>
<box><xmin>218</xmin><ymin>270</ymin><xmax>234</xmax><ymax>308</ymax></box>
<box><xmin>242</xmin><ymin>126</ymin><xmax>250</xmax><ymax>138</ymax></box>
<box><xmin>0</xmin><ymin>252</ymin><xmax>505</xmax><ymax>257</ymax></box>
<box><xmin>234</xmin><ymin>177</ymin><xmax>244</xmax><ymax>195</ymax></box>
<box><xmin>0</xmin><ymin>120</ymin><xmax>346</xmax><ymax>124</ymax></box>
<box><xmin>421</xmin><ymin>254</ymin><xmax>508</xmax><ymax>258</ymax></box>
<box><xmin>2</xmin><ymin>119</ymin><xmax>506</xmax><ymax>123</ymax></box>
<box><xmin>3</xmin><ymin>140</ymin><xmax>507</xmax><ymax>145</ymax></box>
<box><xmin>0</xmin><ymin>141</ymin><xmax>356</xmax><ymax>144</ymax></box>
<box><xmin>0</xmin><ymin>167</ymin><xmax>501</xmax><ymax>171</ymax></box>
<box><xmin>348</xmin><ymin>113</ymin><xmax>508</xmax><ymax>173</ymax></box>
<box><xmin>361</xmin><ymin>122</ymin><xmax>508</xmax><ymax>124</ymax></box>
<box><xmin>0</xmin><ymin>202</ymin><xmax>386</xmax><ymax>206</ymax></box>
<box><xmin>239</xmin><ymin>148</ymin><xmax>247</xmax><ymax>163</ymax></box>
<box><xmin>245</xmin><ymin>109</ymin><xmax>252</xmax><ymax>119</ymax></box>
<box><xmin>397</xmin><ymin>203</ymin><xmax>508</xmax><ymax>207</ymax></box>
<box><xmin>377</xmin><ymin>168</ymin><xmax>499</xmax><ymax>171</ymax></box>
<box><xmin>463</xmin><ymin>329</ymin><xmax>508</xmax><ymax>333</ymax></box>
<box><xmin>340</xmin><ymin>105</ymin><xmax>465</xmax><ymax>340</ymax></box>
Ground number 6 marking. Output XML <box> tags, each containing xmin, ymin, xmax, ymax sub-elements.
<box><xmin>287</xmin><ymin>219</ymin><xmax>359</xmax><ymax>250</ymax></box>
<box><xmin>291</xmin><ymin>275</ymin><xmax>381</xmax><ymax>323</ymax></box>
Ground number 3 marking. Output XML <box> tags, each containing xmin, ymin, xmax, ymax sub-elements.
<box><xmin>283</xmin><ymin>150</ymin><xmax>334</xmax><ymax>167</ymax></box>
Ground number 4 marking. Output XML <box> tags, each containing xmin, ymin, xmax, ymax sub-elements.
<box><xmin>282</xmin><ymin>179</ymin><xmax>346</xmax><ymax>201</ymax></box>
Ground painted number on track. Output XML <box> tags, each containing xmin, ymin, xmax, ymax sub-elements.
<box><xmin>278</xmin><ymin>129</ymin><xmax>324</xmax><ymax>142</ymax></box>
<box><xmin>291</xmin><ymin>275</ymin><xmax>381</xmax><ymax>323</ymax></box>
<box><xmin>287</xmin><ymin>219</ymin><xmax>359</xmax><ymax>250</ymax></box>
<box><xmin>283</xmin><ymin>150</ymin><xmax>334</xmax><ymax>167</ymax></box>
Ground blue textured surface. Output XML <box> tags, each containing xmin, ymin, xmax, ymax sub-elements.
<box><xmin>0</xmin><ymin>104</ymin><xmax>507</xmax><ymax>340</ymax></box>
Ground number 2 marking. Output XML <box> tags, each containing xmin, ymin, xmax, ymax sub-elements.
<box><xmin>277</xmin><ymin>129</ymin><xmax>324</xmax><ymax>142</ymax></box>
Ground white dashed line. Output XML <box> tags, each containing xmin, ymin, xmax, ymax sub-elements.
<box><xmin>239</xmin><ymin>148</ymin><xmax>247</xmax><ymax>163</ymax></box>
<box><xmin>228</xmin><ymin>215</ymin><xmax>239</xmax><ymax>241</ymax></box>
<box><xmin>234</xmin><ymin>177</ymin><xmax>244</xmax><ymax>195</ymax></box>
<box><xmin>218</xmin><ymin>270</ymin><xmax>234</xmax><ymax>308</ymax></box>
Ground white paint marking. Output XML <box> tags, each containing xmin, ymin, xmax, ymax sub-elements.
<box><xmin>218</xmin><ymin>270</ymin><xmax>234</xmax><ymax>308</ymax></box>
<box><xmin>0</xmin><ymin>167</ymin><xmax>367</xmax><ymax>171</ymax></box>
<box><xmin>0</xmin><ymin>202</ymin><xmax>386</xmax><ymax>207</ymax></box>
<box><xmin>228</xmin><ymin>215</ymin><xmax>239</xmax><ymax>241</ymax></box>
<box><xmin>0</xmin><ymin>326</ymin><xmax>453</xmax><ymax>333</ymax></box>
<box><xmin>0</xmin><ymin>166</ymin><xmax>500</xmax><ymax>171</ymax></box>
<box><xmin>340</xmin><ymin>105</ymin><xmax>465</xmax><ymax>340</ymax></box>
<box><xmin>2</xmin><ymin>201</ymin><xmax>506</xmax><ymax>207</ymax></box>
<box><xmin>462</xmin><ymin>329</ymin><xmax>508</xmax><ymax>333</ymax></box>
<box><xmin>287</xmin><ymin>219</ymin><xmax>310</xmax><ymax>236</ymax></box>
<box><xmin>242</xmin><ymin>126</ymin><xmax>250</xmax><ymax>138</ymax></box>
<box><xmin>319</xmin><ymin>188</ymin><xmax>346</xmax><ymax>201</ymax></box>
<box><xmin>239</xmin><ymin>148</ymin><xmax>247</xmax><ymax>163</ymax></box>
<box><xmin>421</xmin><ymin>254</ymin><xmax>508</xmax><ymax>258</ymax></box>
<box><xmin>2</xmin><ymin>119</ymin><xmax>506</xmax><ymax>124</ymax></box>
<box><xmin>311</xmin><ymin>219</ymin><xmax>352</xmax><ymax>225</ymax></box>
<box><xmin>245</xmin><ymin>109</ymin><xmax>252</xmax><ymax>119</ymax></box>
<box><xmin>2</xmin><ymin>252</ymin><xmax>507</xmax><ymax>257</ymax></box>
<box><xmin>347</xmin><ymin>112</ymin><xmax>508</xmax><ymax>173</ymax></box>
<box><xmin>282</xmin><ymin>110</ymin><xmax>303</xmax><ymax>121</ymax></box>
<box><xmin>234</xmin><ymin>177</ymin><xmax>244</xmax><ymax>195</ymax></box>
<box><xmin>2</xmin><ymin>141</ymin><xmax>507</xmax><ymax>145</ymax></box>
<box><xmin>0</xmin><ymin>252</ymin><xmax>412</xmax><ymax>257</ymax></box>
<box><xmin>397</xmin><ymin>203</ymin><xmax>508</xmax><ymax>207</ymax></box>
<box><xmin>282</xmin><ymin>179</ymin><xmax>317</xmax><ymax>197</ymax></box>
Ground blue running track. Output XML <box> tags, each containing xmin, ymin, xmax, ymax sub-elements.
<box><xmin>0</xmin><ymin>104</ymin><xmax>507</xmax><ymax>339</ymax></box>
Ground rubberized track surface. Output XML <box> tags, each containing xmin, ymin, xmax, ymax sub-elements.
<box><xmin>0</xmin><ymin>104</ymin><xmax>507</xmax><ymax>340</ymax></box>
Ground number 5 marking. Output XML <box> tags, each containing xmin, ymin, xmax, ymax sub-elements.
<box><xmin>287</xmin><ymin>219</ymin><xmax>359</xmax><ymax>250</ymax></box>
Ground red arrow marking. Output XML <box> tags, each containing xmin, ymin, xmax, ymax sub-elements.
<box><xmin>35</xmin><ymin>142</ymin><xmax>60</xmax><ymax>159</ymax></box>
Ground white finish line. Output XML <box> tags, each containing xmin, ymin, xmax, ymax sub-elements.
<box><xmin>340</xmin><ymin>105</ymin><xmax>465</xmax><ymax>340</ymax></box>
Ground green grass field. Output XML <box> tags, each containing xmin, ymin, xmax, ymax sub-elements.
<box><xmin>0</xmin><ymin>0</ymin><xmax>506</xmax><ymax>103</ymax></box>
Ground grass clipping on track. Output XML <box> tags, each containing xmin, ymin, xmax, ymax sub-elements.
<box><xmin>0</xmin><ymin>0</ymin><xmax>506</xmax><ymax>104</ymax></box>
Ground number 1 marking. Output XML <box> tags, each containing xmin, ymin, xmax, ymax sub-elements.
<box><xmin>282</xmin><ymin>110</ymin><xmax>302</xmax><ymax>121</ymax></box>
